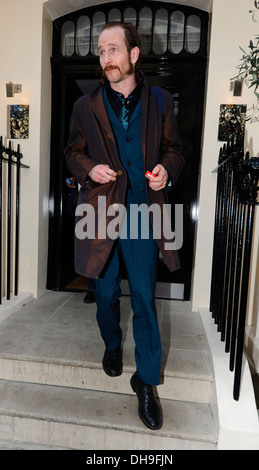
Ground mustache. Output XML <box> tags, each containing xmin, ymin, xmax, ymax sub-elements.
<box><xmin>104</xmin><ymin>65</ymin><xmax>120</xmax><ymax>72</ymax></box>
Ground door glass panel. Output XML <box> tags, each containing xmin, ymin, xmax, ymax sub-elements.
<box><xmin>123</xmin><ymin>7</ymin><xmax>137</xmax><ymax>27</ymax></box>
<box><xmin>76</xmin><ymin>16</ymin><xmax>90</xmax><ymax>56</ymax></box>
<box><xmin>108</xmin><ymin>8</ymin><xmax>121</xmax><ymax>22</ymax></box>
<box><xmin>138</xmin><ymin>7</ymin><xmax>152</xmax><ymax>55</ymax></box>
<box><xmin>169</xmin><ymin>11</ymin><xmax>184</xmax><ymax>54</ymax></box>
<box><xmin>185</xmin><ymin>15</ymin><xmax>201</xmax><ymax>54</ymax></box>
<box><xmin>173</xmin><ymin>92</ymin><xmax>180</xmax><ymax>117</ymax></box>
<box><xmin>91</xmin><ymin>11</ymin><xmax>105</xmax><ymax>55</ymax></box>
<box><xmin>61</xmin><ymin>21</ymin><xmax>75</xmax><ymax>57</ymax></box>
<box><xmin>153</xmin><ymin>8</ymin><xmax>168</xmax><ymax>55</ymax></box>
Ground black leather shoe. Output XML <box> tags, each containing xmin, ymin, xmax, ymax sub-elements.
<box><xmin>130</xmin><ymin>372</ymin><xmax>162</xmax><ymax>430</ymax></box>
<box><xmin>84</xmin><ymin>291</ymin><xmax>95</xmax><ymax>303</ymax></box>
<box><xmin>102</xmin><ymin>345</ymin><xmax>123</xmax><ymax>377</ymax></box>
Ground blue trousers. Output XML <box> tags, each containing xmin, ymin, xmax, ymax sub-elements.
<box><xmin>95</xmin><ymin>216</ymin><xmax>161</xmax><ymax>385</ymax></box>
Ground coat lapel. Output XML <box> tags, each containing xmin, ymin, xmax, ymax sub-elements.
<box><xmin>91</xmin><ymin>87</ymin><xmax>116</xmax><ymax>145</ymax></box>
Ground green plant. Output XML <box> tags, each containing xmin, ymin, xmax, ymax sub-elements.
<box><xmin>232</xmin><ymin>1</ymin><xmax>259</xmax><ymax>121</ymax></box>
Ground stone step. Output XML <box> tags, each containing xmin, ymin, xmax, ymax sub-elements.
<box><xmin>0</xmin><ymin>349</ymin><xmax>212</xmax><ymax>404</ymax></box>
<box><xmin>0</xmin><ymin>438</ymin><xmax>68</xmax><ymax>450</ymax></box>
<box><xmin>0</xmin><ymin>292</ymin><xmax>213</xmax><ymax>404</ymax></box>
<box><xmin>0</xmin><ymin>379</ymin><xmax>217</xmax><ymax>450</ymax></box>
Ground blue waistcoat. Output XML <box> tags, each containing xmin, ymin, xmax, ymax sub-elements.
<box><xmin>103</xmin><ymin>88</ymin><xmax>147</xmax><ymax>205</ymax></box>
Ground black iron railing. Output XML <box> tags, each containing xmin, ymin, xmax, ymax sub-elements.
<box><xmin>210</xmin><ymin>139</ymin><xmax>259</xmax><ymax>400</ymax></box>
<box><xmin>0</xmin><ymin>137</ymin><xmax>30</xmax><ymax>304</ymax></box>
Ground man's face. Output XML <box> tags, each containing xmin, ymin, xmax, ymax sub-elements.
<box><xmin>98</xmin><ymin>26</ymin><xmax>134</xmax><ymax>85</ymax></box>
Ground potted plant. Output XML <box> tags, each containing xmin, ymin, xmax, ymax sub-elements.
<box><xmin>232</xmin><ymin>1</ymin><xmax>259</xmax><ymax>121</ymax></box>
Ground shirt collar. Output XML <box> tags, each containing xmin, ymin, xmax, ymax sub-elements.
<box><xmin>106</xmin><ymin>82</ymin><xmax>141</xmax><ymax>106</ymax></box>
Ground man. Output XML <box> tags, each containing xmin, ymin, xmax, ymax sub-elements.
<box><xmin>64</xmin><ymin>22</ymin><xmax>184</xmax><ymax>430</ymax></box>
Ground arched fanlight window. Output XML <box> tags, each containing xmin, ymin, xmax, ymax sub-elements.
<box><xmin>58</xmin><ymin>4</ymin><xmax>207</xmax><ymax>59</ymax></box>
<box><xmin>108</xmin><ymin>8</ymin><xmax>121</xmax><ymax>22</ymax></box>
<box><xmin>61</xmin><ymin>21</ymin><xmax>75</xmax><ymax>57</ymax></box>
<box><xmin>185</xmin><ymin>15</ymin><xmax>201</xmax><ymax>54</ymax></box>
<box><xmin>76</xmin><ymin>16</ymin><xmax>90</xmax><ymax>56</ymax></box>
<box><xmin>138</xmin><ymin>7</ymin><xmax>152</xmax><ymax>55</ymax></box>
<box><xmin>91</xmin><ymin>11</ymin><xmax>106</xmax><ymax>55</ymax></box>
<box><xmin>169</xmin><ymin>11</ymin><xmax>185</xmax><ymax>54</ymax></box>
<box><xmin>123</xmin><ymin>7</ymin><xmax>137</xmax><ymax>27</ymax></box>
<box><xmin>153</xmin><ymin>8</ymin><xmax>168</xmax><ymax>55</ymax></box>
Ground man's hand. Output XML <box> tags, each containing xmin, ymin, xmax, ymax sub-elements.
<box><xmin>66</xmin><ymin>177</ymin><xmax>76</xmax><ymax>188</ymax></box>
<box><xmin>89</xmin><ymin>164</ymin><xmax>117</xmax><ymax>184</ymax></box>
<box><xmin>148</xmin><ymin>164</ymin><xmax>168</xmax><ymax>191</ymax></box>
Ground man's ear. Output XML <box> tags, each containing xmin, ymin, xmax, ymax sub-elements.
<box><xmin>131</xmin><ymin>46</ymin><xmax>140</xmax><ymax>65</ymax></box>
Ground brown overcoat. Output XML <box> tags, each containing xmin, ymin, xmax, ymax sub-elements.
<box><xmin>64</xmin><ymin>79</ymin><xmax>184</xmax><ymax>278</ymax></box>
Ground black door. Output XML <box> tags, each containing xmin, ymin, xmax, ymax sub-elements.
<box><xmin>47</xmin><ymin>2</ymin><xmax>208</xmax><ymax>300</ymax></box>
<box><xmin>47</xmin><ymin>73</ymin><xmax>99</xmax><ymax>292</ymax></box>
<box><xmin>146</xmin><ymin>71</ymin><xmax>205</xmax><ymax>300</ymax></box>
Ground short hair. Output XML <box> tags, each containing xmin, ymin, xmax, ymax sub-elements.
<box><xmin>99</xmin><ymin>22</ymin><xmax>143</xmax><ymax>85</ymax></box>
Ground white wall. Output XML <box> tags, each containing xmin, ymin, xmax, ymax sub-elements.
<box><xmin>192</xmin><ymin>0</ymin><xmax>259</xmax><ymax>314</ymax></box>
<box><xmin>0</xmin><ymin>0</ymin><xmax>52</xmax><ymax>297</ymax></box>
